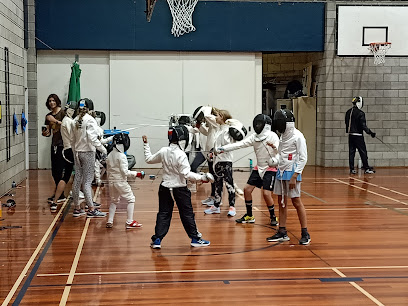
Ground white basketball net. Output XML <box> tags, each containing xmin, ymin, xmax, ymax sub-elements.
<box><xmin>167</xmin><ymin>0</ymin><xmax>198</xmax><ymax>37</ymax></box>
<box><xmin>368</xmin><ymin>43</ymin><xmax>391</xmax><ymax>65</ymax></box>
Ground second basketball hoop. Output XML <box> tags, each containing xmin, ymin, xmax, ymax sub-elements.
<box><xmin>368</xmin><ymin>42</ymin><xmax>391</xmax><ymax>65</ymax></box>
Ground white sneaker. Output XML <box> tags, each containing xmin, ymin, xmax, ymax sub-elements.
<box><xmin>227</xmin><ymin>207</ymin><xmax>236</xmax><ymax>217</ymax></box>
<box><xmin>204</xmin><ymin>205</ymin><xmax>220</xmax><ymax>214</ymax></box>
<box><xmin>201</xmin><ymin>197</ymin><xmax>214</xmax><ymax>205</ymax></box>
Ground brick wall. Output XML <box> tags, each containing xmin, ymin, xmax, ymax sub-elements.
<box><xmin>0</xmin><ymin>0</ymin><xmax>27</xmax><ymax>196</ymax></box>
<box><xmin>262</xmin><ymin>0</ymin><xmax>408</xmax><ymax>168</ymax></box>
<box><xmin>27</xmin><ymin>0</ymin><xmax>37</xmax><ymax>169</ymax></box>
<box><xmin>318</xmin><ymin>0</ymin><xmax>408</xmax><ymax>167</ymax></box>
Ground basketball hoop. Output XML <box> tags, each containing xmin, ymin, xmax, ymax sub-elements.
<box><xmin>368</xmin><ymin>42</ymin><xmax>391</xmax><ymax>65</ymax></box>
<box><xmin>167</xmin><ymin>0</ymin><xmax>198</xmax><ymax>37</ymax></box>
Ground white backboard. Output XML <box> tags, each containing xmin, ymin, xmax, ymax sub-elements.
<box><xmin>337</xmin><ymin>5</ymin><xmax>408</xmax><ymax>56</ymax></box>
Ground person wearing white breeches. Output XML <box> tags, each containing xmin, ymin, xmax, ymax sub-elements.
<box><xmin>106</xmin><ymin>133</ymin><xmax>144</xmax><ymax>229</ymax></box>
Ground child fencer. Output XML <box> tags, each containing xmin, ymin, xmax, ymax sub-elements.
<box><xmin>193</xmin><ymin>106</ymin><xmax>219</xmax><ymax>206</ymax></box>
<box><xmin>143</xmin><ymin>126</ymin><xmax>213</xmax><ymax>249</ymax></box>
<box><xmin>216</xmin><ymin>114</ymin><xmax>279</xmax><ymax>226</ymax></box>
<box><xmin>106</xmin><ymin>133</ymin><xmax>144</xmax><ymax>229</ymax></box>
<box><xmin>204</xmin><ymin>109</ymin><xmax>238</xmax><ymax>217</ymax></box>
<box><xmin>94</xmin><ymin>114</ymin><xmax>112</xmax><ymax>186</ymax></box>
<box><xmin>266</xmin><ymin>108</ymin><xmax>310</xmax><ymax>245</ymax></box>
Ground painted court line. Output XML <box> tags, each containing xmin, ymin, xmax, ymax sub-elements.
<box><xmin>36</xmin><ymin>265</ymin><xmax>408</xmax><ymax>277</ymax></box>
<box><xmin>59</xmin><ymin>218</ymin><xmax>90</xmax><ymax>306</ymax></box>
<box><xmin>351</xmin><ymin>177</ymin><xmax>408</xmax><ymax>198</ymax></box>
<box><xmin>1</xmin><ymin>199</ymin><xmax>70</xmax><ymax>306</ymax></box>
<box><xmin>333</xmin><ymin>179</ymin><xmax>408</xmax><ymax>206</ymax></box>
<box><xmin>332</xmin><ymin>268</ymin><xmax>384</xmax><ymax>306</ymax></box>
<box><xmin>59</xmin><ymin>187</ymin><xmax>100</xmax><ymax>305</ymax></box>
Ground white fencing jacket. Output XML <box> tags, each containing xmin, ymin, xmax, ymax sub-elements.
<box><xmin>213</xmin><ymin>124</ymin><xmax>234</xmax><ymax>164</ymax></box>
<box><xmin>198</xmin><ymin>106</ymin><xmax>219</xmax><ymax>158</ymax></box>
<box><xmin>72</xmin><ymin>113</ymin><xmax>106</xmax><ymax>154</ymax></box>
<box><xmin>277</xmin><ymin>122</ymin><xmax>307</xmax><ymax>175</ymax></box>
<box><xmin>222</xmin><ymin>124</ymin><xmax>279</xmax><ymax>179</ymax></box>
<box><xmin>107</xmin><ymin>147</ymin><xmax>137</xmax><ymax>182</ymax></box>
<box><xmin>144</xmin><ymin>143</ymin><xmax>205</xmax><ymax>188</ymax></box>
<box><xmin>61</xmin><ymin>116</ymin><xmax>74</xmax><ymax>150</ymax></box>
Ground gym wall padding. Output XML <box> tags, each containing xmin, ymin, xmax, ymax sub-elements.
<box><xmin>35</xmin><ymin>0</ymin><xmax>325</xmax><ymax>52</ymax></box>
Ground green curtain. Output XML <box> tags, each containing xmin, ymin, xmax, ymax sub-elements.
<box><xmin>68</xmin><ymin>62</ymin><xmax>81</xmax><ymax>102</ymax></box>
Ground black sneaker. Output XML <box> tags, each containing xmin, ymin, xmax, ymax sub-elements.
<box><xmin>350</xmin><ymin>169</ymin><xmax>357</xmax><ymax>174</ymax></box>
<box><xmin>266</xmin><ymin>231</ymin><xmax>290</xmax><ymax>242</ymax></box>
<box><xmin>270</xmin><ymin>216</ymin><xmax>278</xmax><ymax>226</ymax></box>
<box><xmin>56</xmin><ymin>194</ymin><xmax>67</xmax><ymax>203</ymax></box>
<box><xmin>50</xmin><ymin>202</ymin><xmax>58</xmax><ymax>211</ymax></box>
<box><xmin>47</xmin><ymin>195</ymin><xmax>55</xmax><ymax>203</ymax></box>
<box><xmin>364</xmin><ymin>168</ymin><xmax>375</xmax><ymax>174</ymax></box>
<box><xmin>86</xmin><ymin>209</ymin><xmax>107</xmax><ymax>218</ymax></box>
<box><xmin>299</xmin><ymin>233</ymin><xmax>311</xmax><ymax>245</ymax></box>
<box><xmin>235</xmin><ymin>214</ymin><xmax>255</xmax><ymax>223</ymax></box>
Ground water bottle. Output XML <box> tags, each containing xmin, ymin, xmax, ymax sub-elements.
<box><xmin>11</xmin><ymin>181</ymin><xmax>17</xmax><ymax>196</ymax></box>
<box><xmin>249</xmin><ymin>158</ymin><xmax>253</xmax><ymax>172</ymax></box>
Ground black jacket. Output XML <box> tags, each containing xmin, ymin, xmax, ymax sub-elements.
<box><xmin>345</xmin><ymin>106</ymin><xmax>374</xmax><ymax>135</ymax></box>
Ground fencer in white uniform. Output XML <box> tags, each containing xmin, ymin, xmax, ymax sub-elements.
<box><xmin>143</xmin><ymin>125</ymin><xmax>213</xmax><ymax>249</ymax></box>
<box><xmin>217</xmin><ymin>114</ymin><xmax>280</xmax><ymax>226</ymax></box>
<box><xmin>193</xmin><ymin>106</ymin><xmax>219</xmax><ymax>205</ymax></box>
<box><xmin>106</xmin><ymin>133</ymin><xmax>144</xmax><ymax>228</ymax></box>
<box><xmin>93</xmin><ymin>116</ymin><xmax>113</xmax><ymax>186</ymax></box>
<box><xmin>266</xmin><ymin>108</ymin><xmax>310</xmax><ymax>245</ymax></box>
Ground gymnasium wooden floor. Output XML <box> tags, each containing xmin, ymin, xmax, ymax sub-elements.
<box><xmin>1</xmin><ymin>166</ymin><xmax>408</xmax><ymax>305</ymax></box>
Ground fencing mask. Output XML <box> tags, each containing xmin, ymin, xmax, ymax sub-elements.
<box><xmin>273</xmin><ymin>108</ymin><xmax>295</xmax><ymax>134</ymax></box>
<box><xmin>113</xmin><ymin>133</ymin><xmax>131</xmax><ymax>153</ymax></box>
<box><xmin>168</xmin><ymin>125</ymin><xmax>189</xmax><ymax>151</ymax></box>
<box><xmin>227</xmin><ymin>119</ymin><xmax>247</xmax><ymax>141</ymax></box>
<box><xmin>65</xmin><ymin>101</ymin><xmax>79</xmax><ymax>119</ymax></box>
<box><xmin>253</xmin><ymin>114</ymin><xmax>272</xmax><ymax>134</ymax></box>
<box><xmin>352</xmin><ymin>96</ymin><xmax>363</xmax><ymax>109</ymax></box>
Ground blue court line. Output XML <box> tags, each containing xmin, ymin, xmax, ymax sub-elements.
<box><xmin>12</xmin><ymin>202</ymin><xmax>71</xmax><ymax>305</ymax></box>
<box><xmin>29</xmin><ymin>275</ymin><xmax>408</xmax><ymax>288</ymax></box>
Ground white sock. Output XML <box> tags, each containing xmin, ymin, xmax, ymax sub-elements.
<box><xmin>126</xmin><ymin>202</ymin><xmax>135</xmax><ymax>224</ymax></box>
<box><xmin>108</xmin><ymin>203</ymin><xmax>117</xmax><ymax>223</ymax></box>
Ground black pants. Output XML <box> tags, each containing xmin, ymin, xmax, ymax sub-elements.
<box><xmin>152</xmin><ymin>185</ymin><xmax>199</xmax><ymax>241</ymax></box>
<box><xmin>208</xmin><ymin>159</ymin><xmax>215</xmax><ymax>197</ymax></box>
<box><xmin>51</xmin><ymin>146</ymin><xmax>73</xmax><ymax>186</ymax></box>
<box><xmin>348</xmin><ymin>134</ymin><xmax>369</xmax><ymax>170</ymax></box>
<box><xmin>214</xmin><ymin>161</ymin><xmax>235</xmax><ymax>207</ymax></box>
<box><xmin>190</xmin><ymin>151</ymin><xmax>206</xmax><ymax>173</ymax></box>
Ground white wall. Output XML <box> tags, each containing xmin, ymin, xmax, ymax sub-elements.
<box><xmin>37</xmin><ymin>51</ymin><xmax>110</xmax><ymax>168</ymax></box>
<box><xmin>37</xmin><ymin>51</ymin><xmax>262</xmax><ymax>168</ymax></box>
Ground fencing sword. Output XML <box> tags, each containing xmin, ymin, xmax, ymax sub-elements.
<box><xmin>375</xmin><ymin>136</ymin><xmax>397</xmax><ymax>153</ymax></box>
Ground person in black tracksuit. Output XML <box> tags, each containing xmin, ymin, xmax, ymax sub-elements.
<box><xmin>345</xmin><ymin>96</ymin><xmax>376</xmax><ymax>174</ymax></box>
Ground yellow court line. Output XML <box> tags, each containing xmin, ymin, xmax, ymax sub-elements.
<box><xmin>333</xmin><ymin>179</ymin><xmax>408</xmax><ymax>206</ymax></box>
<box><xmin>37</xmin><ymin>265</ymin><xmax>408</xmax><ymax>277</ymax></box>
<box><xmin>332</xmin><ymin>268</ymin><xmax>384</xmax><ymax>306</ymax></box>
<box><xmin>351</xmin><ymin>177</ymin><xmax>408</xmax><ymax>198</ymax></box>
<box><xmin>60</xmin><ymin>219</ymin><xmax>90</xmax><ymax>306</ymax></box>
<box><xmin>1</xmin><ymin>199</ymin><xmax>70</xmax><ymax>306</ymax></box>
<box><xmin>59</xmin><ymin>186</ymin><xmax>100</xmax><ymax>305</ymax></box>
